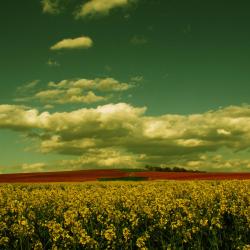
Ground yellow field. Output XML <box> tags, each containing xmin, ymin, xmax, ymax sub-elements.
<box><xmin>0</xmin><ymin>181</ymin><xmax>249</xmax><ymax>249</ymax></box>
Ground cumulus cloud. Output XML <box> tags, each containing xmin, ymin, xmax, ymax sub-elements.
<box><xmin>35</xmin><ymin>89</ymin><xmax>106</xmax><ymax>104</ymax></box>
<box><xmin>51</xmin><ymin>77</ymin><xmax>133</xmax><ymax>92</ymax></box>
<box><xmin>1</xmin><ymin>103</ymin><xmax>250</xmax><ymax>171</ymax></box>
<box><xmin>50</xmin><ymin>36</ymin><xmax>93</xmax><ymax>50</ymax></box>
<box><xmin>75</xmin><ymin>0</ymin><xmax>134</xmax><ymax>18</ymax></box>
<box><xmin>15</xmin><ymin>77</ymin><xmax>133</xmax><ymax>105</ymax></box>
<box><xmin>35</xmin><ymin>89</ymin><xmax>64</xmax><ymax>100</ymax></box>
<box><xmin>59</xmin><ymin>148</ymin><xmax>143</xmax><ymax>170</ymax></box>
<box><xmin>0</xmin><ymin>105</ymin><xmax>42</xmax><ymax>131</ymax></box>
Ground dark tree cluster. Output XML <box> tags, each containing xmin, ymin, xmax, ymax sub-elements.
<box><xmin>144</xmin><ymin>165</ymin><xmax>206</xmax><ymax>173</ymax></box>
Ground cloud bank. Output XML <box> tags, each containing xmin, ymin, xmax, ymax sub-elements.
<box><xmin>15</xmin><ymin>77</ymin><xmax>134</xmax><ymax>105</ymax></box>
<box><xmin>1</xmin><ymin>103</ymin><xmax>250</xmax><ymax>171</ymax></box>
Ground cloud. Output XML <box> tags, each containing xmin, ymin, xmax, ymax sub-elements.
<box><xmin>35</xmin><ymin>89</ymin><xmax>106</xmax><ymax>104</ymax></box>
<box><xmin>43</xmin><ymin>104</ymin><xmax>54</xmax><ymax>110</ymax></box>
<box><xmin>58</xmin><ymin>152</ymin><xmax>250</xmax><ymax>172</ymax></box>
<box><xmin>130</xmin><ymin>35</ymin><xmax>148</xmax><ymax>45</ymax></box>
<box><xmin>1</xmin><ymin>103</ymin><xmax>250</xmax><ymax>171</ymax></box>
<box><xmin>21</xmin><ymin>162</ymin><xmax>47</xmax><ymax>173</ymax></box>
<box><xmin>15</xmin><ymin>77</ymin><xmax>133</xmax><ymax>105</ymax></box>
<box><xmin>0</xmin><ymin>105</ymin><xmax>41</xmax><ymax>131</ymax></box>
<box><xmin>35</xmin><ymin>89</ymin><xmax>64</xmax><ymax>100</ymax></box>
<box><xmin>50</xmin><ymin>36</ymin><xmax>93</xmax><ymax>50</ymax></box>
<box><xmin>16</xmin><ymin>80</ymin><xmax>40</xmax><ymax>94</ymax></box>
<box><xmin>75</xmin><ymin>0</ymin><xmax>134</xmax><ymax>19</ymax></box>
<box><xmin>41</xmin><ymin>0</ymin><xmax>136</xmax><ymax>19</ymax></box>
<box><xmin>130</xmin><ymin>76</ymin><xmax>143</xmax><ymax>82</ymax></box>
<box><xmin>47</xmin><ymin>59</ymin><xmax>60</xmax><ymax>67</ymax></box>
<box><xmin>59</xmin><ymin>148</ymin><xmax>142</xmax><ymax>170</ymax></box>
<box><xmin>49</xmin><ymin>77</ymin><xmax>134</xmax><ymax>92</ymax></box>
<box><xmin>15</xmin><ymin>80</ymin><xmax>40</xmax><ymax>102</ymax></box>
<box><xmin>104</xmin><ymin>65</ymin><xmax>112</xmax><ymax>72</ymax></box>
<box><xmin>41</xmin><ymin>0</ymin><xmax>61</xmax><ymax>14</ymax></box>
<box><xmin>36</xmin><ymin>103</ymin><xmax>145</xmax><ymax>155</ymax></box>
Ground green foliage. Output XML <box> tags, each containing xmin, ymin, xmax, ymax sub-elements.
<box><xmin>144</xmin><ymin>165</ymin><xmax>206</xmax><ymax>173</ymax></box>
<box><xmin>0</xmin><ymin>181</ymin><xmax>249</xmax><ymax>249</ymax></box>
<box><xmin>98</xmin><ymin>176</ymin><xmax>148</xmax><ymax>181</ymax></box>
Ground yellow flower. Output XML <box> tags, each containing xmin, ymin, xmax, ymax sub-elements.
<box><xmin>103</xmin><ymin>227</ymin><xmax>116</xmax><ymax>242</ymax></box>
<box><xmin>123</xmin><ymin>227</ymin><xmax>131</xmax><ymax>242</ymax></box>
<box><xmin>0</xmin><ymin>237</ymin><xmax>9</xmax><ymax>246</ymax></box>
<box><xmin>136</xmin><ymin>236</ymin><xmax>147</xmax><ymax>249</ymax></box>
<box><xmin>20</xmin><ymin>220</ymin><xmax>27</xmax><ymax>226</ymax></box>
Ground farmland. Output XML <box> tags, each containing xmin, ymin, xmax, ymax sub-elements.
<box><xmin>0</xmin><ymin>181</ymin><xmax>249</xmax><ymax>249</ymax></box>
<box><xmin>0</xmin><ymin>169</ymin><xmax>250</xmax><ymax>183</ymax></box>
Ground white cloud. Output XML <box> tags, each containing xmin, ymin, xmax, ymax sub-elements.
<box><xmin>21</xmin><ymin>162</ymin><xmax>46</xmax><ymax>173</ymax></box>
<box><xmin>41</xmin><ymin>0</ymin><xmax>61</xmax><ymax>14</ymax></box>
<box><xmin>59</xmin><ymin>148</ymin><xmax>142</xmax><ymax>169</ymax></box>
<box><xmin>131</xmin><ymin>75</ymin><xmax>143</xmax><ymax>82</ymax></box>
<box><xmin>47</xmin><ymin>59</ymin><xmax>60</xmax><ymax>67</ymax></box>
<box><xmin>63</xmin><ymin>91</ymin><xmax>106</xmax><ymax>104</ymax></box>
<box><xmin>75</xmin><ymin>0</ymin><xmax>133</xmax><ymax>18</ymax></box>
<box><xmin>0</xmin><ymin>105</ymin><xmax>41</xmax><ymax>130</ymax></box>
<box><xmin>50</xmin><ymin>36</ymin><xmax>93</xmax><ymax>50</ymax></box>
<box><xmin>16</xmin><ymin>80</ymin><xmax>40</xmax><ymax>94</ymax></box>
<box><xmin>35</xmin><ymin>89</ymin><xmax>64</xmax><ymax>100</ymax></box>
<box><xmin>35</xmin><ymin>88</ymin><xmax>106</xmax><ymax>104</ymax></box>
<box><xmin>15</xmin><ymin>77</ymin><xmax>133</xmax><ymax>105</ymax></box>
<box><xmin>50</xmin><ymin>77</ymin><xmax>133</xmax><ymax>92</ymax></box>
<box><xmin>41</xmin><ymin>0</ymin><xmax>136</xmax><ymax>19</ymax></box>
<box><xmin>130</xmin><ymin>35</ymin><xmax>148</xmax><ymax>45</ymax></box>
<box><xmin>78</xmin><ymin>77</ymin><xmax>132</xmax><ymax>92</ymax></box>
<box><xmin>43</xmin><ymin>104</ymin><xmax>54</xmax><ymax>110</ymax></box>
<box><xmin>1</xmin><ymin>103</ymin><xmax>250</xmax><ymax>171</ymax></box>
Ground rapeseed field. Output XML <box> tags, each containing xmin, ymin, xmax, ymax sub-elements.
<box><xmin>0</xmin><ymin>181</ymin><xmax>249</xmax><ymax>249</ymax></box>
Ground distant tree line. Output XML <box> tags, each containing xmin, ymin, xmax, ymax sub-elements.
<box><xmin>144</xmin><ymin>165</ymin><xmax>206</xmax><ymax>173</ymax></box>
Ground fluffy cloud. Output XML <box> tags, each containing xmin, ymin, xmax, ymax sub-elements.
<box><xmin>50</xmin><ymin>36</ymin><xmax>93</xmax><ymax>50</ymax></box>
<box><xmin>75</xmin><ymin>0</ymin><xmax>134</xmax><ymax>18</ymax></box>
<box><xmin>34</xmin><ymin>89</ymin><xmax>106</xmax><ymax>104</ymax></box>
<box><xmin>1</xmin><ymin>103</ymin><xmax>250</xmax><ymax>171</ymax></box>
<box><xmin>41</xmin><ymin>0</ymin><xmax>136</xmax><ymax>19</ymax></box>
<box><xmin>35</xmin><ymin>89</ymin><xmax>64</xmax><ymax>100</ymax></box>
<box><xmin>16</xmin><ymin>77</ymin><xmax>133</xmax><ymax>105</ymax></box>
<box><xmin>49</xmin><ymin>77</ymin><xmax>133</xmax><ymax>92</ymax></box>
<box><xmin>0</xmin><ymin>105</ymin><xmax>42</xmax><ymax>131</ymax></box>
<box><xmin>59</xmin><ymin>148</ymin><xmax>143</xmax><ymax>170</ymax></box>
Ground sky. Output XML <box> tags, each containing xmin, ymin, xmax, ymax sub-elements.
<box><xmin>1</xmin><ymin>0</ymin><xmax>250</xmax><ymax>173</ymax></box>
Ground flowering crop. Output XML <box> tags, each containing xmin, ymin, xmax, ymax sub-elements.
<box><xmin>0</xmin><ymin>181</ymin><xmax>249</xmax><ymax>249</ymax></box>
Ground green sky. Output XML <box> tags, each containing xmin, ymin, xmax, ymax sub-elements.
<box><xmin>1</xmin><ymin>0</ymin><xmax>250</xmax><ymax>173</ymax></box>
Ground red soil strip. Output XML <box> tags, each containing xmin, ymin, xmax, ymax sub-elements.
<box><xmin>0</xmin><ymin>170</ymin><xmax>249</xmax><ymax>183</ymax></box>
<box><xmin>133</xmin><ymin>172</ymin><xmax>250</xmax><ymax>180</ymax></box>
<box><xmin>0</xmin><ymin>169</ymin><xmax>128</xmax><ymax>183</ymax></box>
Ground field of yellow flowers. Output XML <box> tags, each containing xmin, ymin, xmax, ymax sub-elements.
<box><xmin>0</xmin><ymin>181</ymin><xmax>249</xmax><ymax>249</ymax></box>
